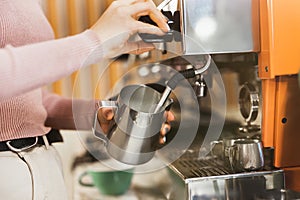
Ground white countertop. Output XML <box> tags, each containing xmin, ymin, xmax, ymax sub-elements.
<box><xmin>73</xmin><ymin>163</ymin><xmax>172</xmax><ymax>200</ymax></box>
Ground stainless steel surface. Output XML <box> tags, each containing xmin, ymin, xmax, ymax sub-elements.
<box><xmin>154</xmin><ymin>86</ymin><xmax>172</xmax><ymax>113</ymax></box>
<box><xmin>180</xmin><ymin>0</ymin><xmax>260</xmax><ymax>54</ymax></box>
<box><xmin>193</xmin><ymin>76</ymin><xmax>207</xmax><ymax>98</ymax></box>
<box><xmin>239</xmin><ymin>82</ymin><xmax>260</xmax><ymax>123</ymax></box>
<box><xmin>166</xmin><ymin>152</ymin><xmax>285</xmax><ymax>200</ymax></box>
<box><xmin>93</xmin><ymin>84</ymin><xmax>173</xmax><ymax>165</ymax></box>
<box><xmin>154</xmin><ymin>55</ymin><xmax>211</xmax><ymax>113</ymax></box>
<box><xmin>170</xmin><ymin>157</ymin><xmax>231</xmax><ymax>179</ymax></box>
<box><xmin>211</xmin><ymin>138</ymin><xmax>247</xmax><ymax>170</ymax></box>
<box><xmin>229</xmin><ymin>139</ymin><xmax>264</xmax><ymax>172</ymax></box>
<box><xmin>255</xmin><ymin>189</ymin><xmax>300</xmax><ymax>200</ymax></box>
<box><xmin>211</xmin><ymin>138</ymin><xmax>264</xmax><ymax>173</ymax></box>
<box><xmin>193</xmin><ymin>54</ymin><xmax>212</xmax><ymax>75</ymax></box>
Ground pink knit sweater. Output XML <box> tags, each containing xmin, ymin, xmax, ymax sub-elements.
<box><xmin>0</xmin><ymin>0</ymin><xmax>102</xmax><ymax>141</ymax></box>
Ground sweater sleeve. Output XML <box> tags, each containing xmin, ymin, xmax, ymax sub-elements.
<box><xmin>0</xmin><ymin>29</ymin><xmax>102</xmax><ymax>100</ymax></box>
<box><xmin>42</xmin><ymin>90</ymin><xmax>98</xmax><ymax>130</ymax></box>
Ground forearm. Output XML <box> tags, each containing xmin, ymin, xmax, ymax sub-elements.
<box><xmin>42</xmin><ymin>90</ymin><xmax>98</xmax><ymax>130</ymax></box>
<box><xmin>0</xmin><ymin>30</ymin><xmax>102</xmax><ymax>100</ymax></box>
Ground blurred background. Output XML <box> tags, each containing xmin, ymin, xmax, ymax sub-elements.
<box><xmin>41</xmin><ymin>0</ymin><xmax>169</xmax><ymax>199</ymax></box>
<box><xmin>41</xmin><ymin>0</ymin><xmax>125</xmax><ymax>198</ymax></box>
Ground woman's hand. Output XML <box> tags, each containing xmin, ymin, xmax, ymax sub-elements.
<box><xmin>91</xmin><ymin>0</ymin><xmax>169</xmax><ymax>58</ymax></box>
<box><xmin>97</xmin><ymin>108</ymin><xmax>175</xmax><ymax>144</ymax></box>
<box><xmin>97</xmin><ymin>108</ymin><xmax>114</xmax><ymax>134</ymax></box>
<box><xmin>159</xmin><ymin>111</ymin><xmax>175</xmax><ymax>144</ymax></box>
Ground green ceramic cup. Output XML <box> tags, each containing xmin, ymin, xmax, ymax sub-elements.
<box><xmin>79</xmin><ymin>167</ymin><xmax>134</xmax><ymax>196</ymax></box>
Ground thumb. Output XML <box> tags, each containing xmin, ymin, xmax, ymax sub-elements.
<box><xmin>97</xmin><ymin>108</ymin><xmax>114</xmax><ymax>123</ymax></box>
<box><xmin>126</xmin><ymin>40</ymin><xmax>155</xmax><ymax>55</ymax></box>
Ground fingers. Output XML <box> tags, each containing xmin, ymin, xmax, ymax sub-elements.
<box><xmin>134</xmin><ymin>21</ymin><xmax>167</xmax><ymax>36</ymax></box>
<box><xmin>91</xmin><ymin>0</ymin><xmax>169</xmax><ymax>59</ymax></box>
<box><xmin>115</xmin><ymin>0</ymin><xmax>169</xmax><ymax>32</ymax></box>
<box><xmin>161</xmin><ymin>122</ymin><xmax>171</xmax><ymax>136</ymax></box>
<box><xmin>126</xmin><ymin>40</ymin><xmax>155</xmax><ymax>54</ymax></box>
<box><xmin>159</xmin><ymin>122</ymin><xmax>171</xmax><ymax>144</ymax></box>
<box><xmin>126</xmin><ymin>2</ymin><xmax>170</xmax><ymax>32</ymax></box>
<box><xmin>159</xmin><ymin>136</ymin><xmax>166</xmax><ymax>144</ymax></box>
<box><xmin>116</xmin><ymin>0</ymin><xmax>146</xmax><ymax>5</ymax></box>
<box><xmin>165</xmin><ymin>111</ymin><xmax>175</xmax><ymax>122</ymax></box>
<box><xmin>159</xmin><ymin>111</ymin><xmax>175</xmax><ymax>144</ymax></box>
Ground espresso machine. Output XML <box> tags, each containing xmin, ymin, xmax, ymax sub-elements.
<box><xmin>136</xmin><ymin>0</ymin><xmax>300</xmax><ymax>199</ymax></box>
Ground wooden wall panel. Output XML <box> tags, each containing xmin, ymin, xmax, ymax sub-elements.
<box><xmin>44</xmin><ymin>0</ymin><xmax>115</xmax><ymax>99</ymax></box>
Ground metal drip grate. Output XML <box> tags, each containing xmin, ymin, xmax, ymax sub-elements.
<box><xmin>170</xmin><ymin>157</ymin><xmax>231</xmax><ymax>179</ymax></box>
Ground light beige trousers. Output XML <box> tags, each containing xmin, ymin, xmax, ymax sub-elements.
<box><xmin>0</xmin><ymin>146</ymin><xmax>68</xmax><ymax>200</ymax></box>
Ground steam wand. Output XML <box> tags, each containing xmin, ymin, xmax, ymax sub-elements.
<box><xmin>153</xmin><ymin>55</ymin><xmax>212</xmax><ymax>113</ymax></box>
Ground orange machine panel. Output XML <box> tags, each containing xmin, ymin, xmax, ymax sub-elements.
<box><xmin>259</xmin><ymin>0</ymin><xmax>300</xmax><ymax>79</ymax></box>
<box><xmin>284</xmin><ymin>167</ymin><xmax>300</xmax><ymax>192</ymax></box>
<box><xmin>273</xmin><ymin>76</ymin><xmax>300</xmax><ymax>168</ymax></box>
<box><xmin>259</xmin><ymin>0</ymin><xmax>300</xmax><ymax>190</ymax></box>
<box><xmin>261</xmin><ymin>79</ymin><xmax>276</xmax><ymax>147</ymax></box>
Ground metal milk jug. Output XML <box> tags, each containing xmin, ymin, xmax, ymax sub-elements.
<box><xmin>93</xmin><ymin>84</ymin><xmax>173</xmax><ymax>165</ymax></box>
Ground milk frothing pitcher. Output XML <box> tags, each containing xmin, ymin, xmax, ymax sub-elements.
<box><xmin>228</xmin><ymin>139</ymin><xmax>264</xmax><ymax>172</ymax></box>
<box><xmin>93</xmin><ymin>84</ymin><xmax>173</xmax><ymax>165</ymax></box>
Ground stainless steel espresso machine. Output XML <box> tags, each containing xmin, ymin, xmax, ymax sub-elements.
<box><xmin>135</xmin><ymin>0</ymin><xmax>300</xmax><ymax>199</ymax></box>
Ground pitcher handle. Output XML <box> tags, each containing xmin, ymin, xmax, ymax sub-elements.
<box><xmin>227</xmin><ymin>145</ymin><xmax>237</xmax><ymax>172</ymax></box>
<box><xmin>78</xmin><ymin>171</ymin><xmax>94</xmax><ymax>187</ymax></box>
<box><xmin>210</xmin><ymin>140</ymin><xmax>223</xmax><ymax>157</ymax></box>
<box><xmin>92</xmin><ymin>100</ymin><xmax>118</xmax><ymax>145</ymax></box>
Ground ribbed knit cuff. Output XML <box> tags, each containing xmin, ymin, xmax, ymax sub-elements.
<box><xmin>77</xmin><ymin>29</ymin><xmax>104</xmax><ymax>67</ymax></box>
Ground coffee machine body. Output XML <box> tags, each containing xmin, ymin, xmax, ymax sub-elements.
<box><xmin>151</xmin><ymin>0</ymin><xmax>300</xmax><ymax>196</ymax></box>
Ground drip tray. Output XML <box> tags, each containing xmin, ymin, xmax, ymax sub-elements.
<box><xmin>165</xmin><ymin>156</ymin><xmax>285</xmax><ymax>200</ymax></box>
<box><xmin>171</xmin><ymin>158</ymin><xmax>231</xmax><ymax>179</ymax></box>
